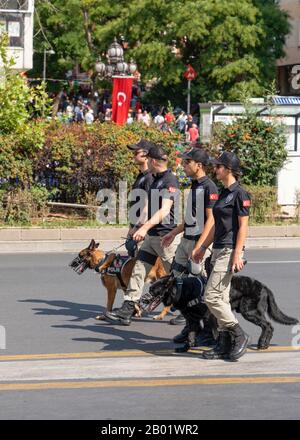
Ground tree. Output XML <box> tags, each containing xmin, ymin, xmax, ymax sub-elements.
<box><xmin>0</xmin><ymin>34</ymin><xmax>50</xmax><ymax>135</ymax></box>
<box><xmin>33</xmin><ymin>0</ymin><xmax>290</xmax><ymax>103</ymax></box>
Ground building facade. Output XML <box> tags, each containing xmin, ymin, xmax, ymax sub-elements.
<box><xmin>0</xmin><ymin>0</ymin><xmax>34</xmax><ymax>71</ymax></box>
<box><xmin>278</xmin><ymin>0</ymin><xmax>300</xmax><ymax>95</ymax></box>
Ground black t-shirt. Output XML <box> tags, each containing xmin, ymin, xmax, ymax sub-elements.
<box><xmin>184</xmin><ymin>176</ymin><xmax>218</xmax><ymax>239</ymax></box>
<box><xmin>213</xmin><ymin>181</ymin><xmax>251</xmax><ymax>249</ymax></box>
<box><xmin>129</xmin><ymin>171</ymin><xmax>153</xmax><ymax>227</ymax></box>
<box><xmin>147</xmin><ymin>169</ymin><xmax>180</xmax><ymax>237</ymax></box>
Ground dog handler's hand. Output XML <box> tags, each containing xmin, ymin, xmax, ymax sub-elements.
<box><xmin>161</xmin><ymin>232</ymin><xmax>175</xmax><ymax>249</ymax></box>
<box><xmin>133</xmin><ymin>226</ymin><xmax>147</xmax><ymax>243</ymax></box>
<box><xmin>191</xmin><ymin>246</ymin><xmax>206</xmax><ymax>263</ymax></box>
<box><xmin>231</xmin><ymin>254</ymin><xmax>244</xmax><ymax>273</ymax></box>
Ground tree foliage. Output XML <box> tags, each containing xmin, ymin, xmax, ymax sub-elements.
<box><xmin>211</xmin><ymin>109</ymin><xmax>288</xmax><ymax>186</ymax></box>
<box><xmin>33</xmin><ymin>0</ymin><xmax>290</xmax><ymax>104</ymax></box>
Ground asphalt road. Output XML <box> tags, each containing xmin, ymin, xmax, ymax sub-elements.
<box><xmin>0</xmin><ymin>248</ymin><xmax>300</xmax><ymax>420</ymax></box>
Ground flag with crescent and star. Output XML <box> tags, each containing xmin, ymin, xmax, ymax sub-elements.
<box><xmin>112</xmin><ymin>77</ymin><xmax>133</xmax><ymax>125</ymax></box>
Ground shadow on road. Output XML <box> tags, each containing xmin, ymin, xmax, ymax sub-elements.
<box><xmin>18</xmin><ymin>297</ymin><xmax>175</xmax><ymax>353</ymax></box>
<box><xmin>18</xmin><ymin>298</ymin><xmax>103</xmax><ymax>322</ymax></box>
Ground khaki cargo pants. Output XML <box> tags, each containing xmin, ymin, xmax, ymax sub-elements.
<box><xmin>172</xmin><ymin>236</ymin><xmax>211</xmax><ymax>277</ymax></box>
<box><xmin>124</xmin><ymin>234</ymin><xmax>179</xmax><ymax>303</ymax></box>
<box><xmin>204</xmin><ymin>247</ymin><xmax>239</xmax><ymax>330</ymax></box>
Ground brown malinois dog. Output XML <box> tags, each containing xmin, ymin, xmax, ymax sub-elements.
<box><xmin>69</xmin><ymin>239</ymin><xmax>169</xmax><ymax>320</ymax></box>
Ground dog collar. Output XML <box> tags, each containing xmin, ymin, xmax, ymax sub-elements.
<box><xmin>94</xmin><ymin>254</ymin><xmax>109</xmax><ymax>273</ymax></box>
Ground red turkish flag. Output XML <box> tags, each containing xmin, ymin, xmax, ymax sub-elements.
<box><xmin>112</xmin><ymin>77</ymin><xmax>133</xmax><ymax>125</ymax></box>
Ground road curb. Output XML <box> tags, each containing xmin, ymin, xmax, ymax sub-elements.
<box><xmin>1</xmin><ymin>236</ymin><xmax>300</xmax><ymax>253</ymax></box>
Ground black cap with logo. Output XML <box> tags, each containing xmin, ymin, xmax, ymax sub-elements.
<box><xmin>211</xmin><ymin>151</ymin><xmax>241</xmax><ymax>172</ymax></box>
<box><xmin>127</xmin><ymin>139</ymin><xmax>156</xmax><ymax>151</ymax></box>
<box><xmin>180</xmin><ymin>148</ymin><xmax>210</xmax><ymax>166</ymax></box>
<box><xmin>144</xmin><ymin>145</ymin><xmax>168</xmax><ymax>161</ymax></box>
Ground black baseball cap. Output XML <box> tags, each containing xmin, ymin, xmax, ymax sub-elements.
<box><xmin>211</xmin><ymin>151</ymin><xmax>241</xmax><ymax>172</ymax></box>
<box><xmin>127</xmin><ymin>139</ymin><xmax>156</xmax><ymax>151</ymax></box>
<box><xmin>180</xmin><ymin>148</ymin><xmax>210</xmax><ymax>166</ymax></box>
<box><xmin>144</xmin><ymin>145</ymin><xmax>168</xmax><ymax>161</ymax></box>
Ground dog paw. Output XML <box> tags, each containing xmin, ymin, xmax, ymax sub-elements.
<box><xmin>153</xmin><ymin>315</ymin><xmax>163</xmax><ymax>321</ymax></box>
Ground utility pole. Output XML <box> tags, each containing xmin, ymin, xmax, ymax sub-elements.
<box><xmin>187</xmin><ymin>79</ymin><xmax>191</xmax><ymax>115</ymax></box>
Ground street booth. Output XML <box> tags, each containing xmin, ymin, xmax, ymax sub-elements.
<box><xmin>199</xmin><ymin>97</ymin><xmax>300</xmax><ymax>213</ymax></box>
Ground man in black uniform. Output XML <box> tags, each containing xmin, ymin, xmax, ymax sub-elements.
<box><xmin>127</xmin><ymin>139</ymin><xmax>155</xmax><ymax>238</ymax></box>
<box><xmin>106</xmin><ymin>144</ymin><xmax>180</xmax><ymax>325</ymax></box>
<box><xmin>161</xmin><ymin>148</ymin><xmax>218</xmax><ymax>339</ymax></box>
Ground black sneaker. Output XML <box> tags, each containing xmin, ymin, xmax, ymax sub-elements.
<box><xmin>169</xmin><ymin>314</ymin><xmax>186</xmax><ymax>325</ymax></box>
<box><xmin>105</xmin><ymin>300</ymin><xmax>136</xmax><ymax>326</ymax></box>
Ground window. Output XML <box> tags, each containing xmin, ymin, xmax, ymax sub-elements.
<box><xmin>0</xmin><ymin>14</ymin><xmax>23</xmax><ymax>47</ymax></box>
<box><xmin>0</xmin><ymin>1</ymin><xmax>28</xmax><ymax>11</ymax></box>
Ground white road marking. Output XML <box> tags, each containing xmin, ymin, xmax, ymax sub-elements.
<box><xmin>0</xmin><ymin>351</ymin><xmax>299</xmax><ymax>383</ymax></box>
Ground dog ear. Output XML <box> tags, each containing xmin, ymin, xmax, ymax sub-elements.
<box><xmin>88</xmin><ymin>239</ymin><xmax>96</xmax><ymax>250</ymax></box>
<box><xmin>95</xmin><ymin>242</ymin><xmax>100</xmax><ymax>248</ymax></box>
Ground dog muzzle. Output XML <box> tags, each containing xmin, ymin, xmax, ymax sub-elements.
<box><xmin>139</xmin><ymin>282</ymin><xmax>165</xmax><ymax>313</ymax></box>
<box><xmin>69</xmin><ymin>255</ymin><xmax>89</xmax><ymax>275</ymax></box>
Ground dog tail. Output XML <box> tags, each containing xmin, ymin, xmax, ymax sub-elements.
<box><xmin>266</xmin><ymin>286</ymin><xmax>299</xmax><ymax>325</ymax></box>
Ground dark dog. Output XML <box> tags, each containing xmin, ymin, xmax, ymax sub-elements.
<box><xmin>145</xmin><ymin>272</ymin><xmax>299</xmax><ymax>350</ymax></box>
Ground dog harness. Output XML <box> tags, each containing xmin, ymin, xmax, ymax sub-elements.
<box><xmin>97</xmin><ymin>254</ymin><xmax>133</xmax><ymax>289</ymax></box>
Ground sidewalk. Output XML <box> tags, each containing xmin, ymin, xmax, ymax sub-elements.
<box><xmin>1</xmin><ymin>225</ymin><xmax>300</xmax><ymax>253</ymax></box>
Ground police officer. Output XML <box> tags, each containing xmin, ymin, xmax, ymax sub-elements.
<box><xmin>127</xmin><ymin>139</ymin><xmax>155</xmax><ymax>239</ymax></box>
<box><xmin>106</xmin><ymin>144</ymin><xmax>180</xmax><ymax>325</ymax></box>
<box><xmin>161</xmin><ymin>148</ymin><xmax>218</xmax><ymax>340</ymax></box>
<box><xmin>192</xmin><ymin>151</ymin><xmax>251</xmax><ymax>361</ymax></box>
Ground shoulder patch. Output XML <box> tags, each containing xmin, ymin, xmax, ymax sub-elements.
<box><xmin>209</xmin><ymin>193</ymin><xmax>218</xmax><ymax>201</ymax></box>
<box><xmin>243</xmin><ymin>200</ymin><xmax>251</xmax><ymax>207</ymax></box>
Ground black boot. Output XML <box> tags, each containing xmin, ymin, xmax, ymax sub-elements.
<box><xmin>228</xmin><ymin>324</ymin><xmax>250</xmax><ymax>361</ymax></box>
<box><xmin>173</xmin><ymin>325</ymin><xmax>189</xmax><ymax>343</ymax></box>
<box><xmin>169</xmin><ymin>313</ymin><xmax>186</xmax><ymax>325</ymax></box>
<box><xmin>200</xmin><ymin>331</ymin><xmax>231</xmax><ymax>360</ymax></box>
<box><xmin>195</xmin><ymin>328</ymin><xmax>216</xmax><ymax>347</ymax></box>
<box><xmin>105</xmin><ymin>300</ymin><xmax>136</xmax><ymax>326</ymax></box>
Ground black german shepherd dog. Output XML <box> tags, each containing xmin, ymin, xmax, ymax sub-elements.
<box><xmin>146</xmin><ymin>261</ymin><xmax>299</xmax><ymax>351</ymax></box>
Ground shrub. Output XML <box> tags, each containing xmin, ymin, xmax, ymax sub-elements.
<box><xmin>244</xmin><ymin>185</ymin><xmax>280</xmax><ymax>224</ymax></box>
<box><xmin>33</xmin><ymin>121</ymin><xmax>181</xmax><ymax>203</ymax></box>
<box><xmin>211</xmin><ymin>111</ymin><xmax>288</xmax><ymax>186</ymax></box>
<box><xmin>0</xmin><ymin>186</ymin><xmax>50</xmax><ymax>225</ymax></box>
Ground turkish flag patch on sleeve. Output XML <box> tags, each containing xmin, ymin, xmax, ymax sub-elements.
<box><xmin>168</xmin><ymin>187</ymin><xmax>177</xmax><ymax>193</ymax></box>
<box><xmin>243</xmin><ymin>200</ymin><xmax>251</xmax><ymax>207</ymax></box>
<box><xmin>209</xmin><ymin>194</ymin><xmax>218</xmax><ymax>201</ymax></box>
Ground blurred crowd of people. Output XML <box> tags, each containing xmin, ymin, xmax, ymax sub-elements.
<box><xmin>55</xmin><ymin>89</ymin><xmax>200</xmax><ymax>145</ymax></box>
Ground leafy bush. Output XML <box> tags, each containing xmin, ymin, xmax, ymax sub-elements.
<box><xmin>211</xmin><ymin>111</ymin><xmax>287</xmax><ymax>186</ymax></box>
<box><xmin>33</xmin><ymin>121</ymin><xmax>181</xmax><ymax>203</ymax></box>
<box><xmin>0</xmin><ymin>186</ymin><xmax>50</xmax><ymax>225</ymax></box>
<box><xmin>244</xmin><ymin>185</ymin><xmax>280</xmax><ymax>223</ymax></box>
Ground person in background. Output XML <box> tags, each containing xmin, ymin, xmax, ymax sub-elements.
<box><xmin>85</xmin><ymin>108</ymin><xmax>94</xmax><ymax>125</ymax></box>
<box><xmin>127</xmin><ymin>112</ymin><xmax>134</xmax><ymax>124</ymax></box>
<box><xmin>188</xmin><ymin>123</ymin><xmax>199</xmax><ymax>145</ymax></box>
